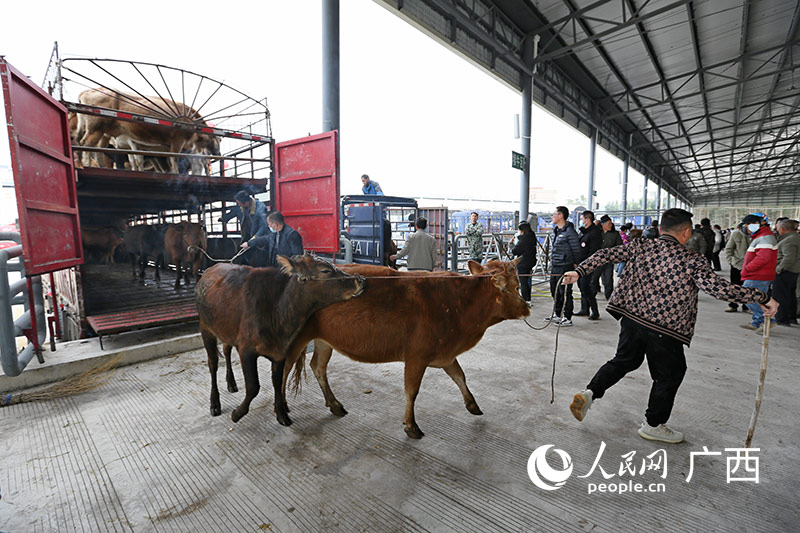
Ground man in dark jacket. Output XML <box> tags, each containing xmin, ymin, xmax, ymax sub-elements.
<box><xmin>512</xmin><ymin>220</ymin><xmax>537</xmax><ymax>305</ymax></box>
<box><xmin>642</xmin><ymin>220</ymin><xmax>659</xmax><ymax>239</ymax></box>
<box><xmin>221</xmin><ymin>190</ymin><xmax>270</xmax><ymax>265</ymax></box>
<box><xmin>246</xmin><ymin>211</ymin><xmax>304</xmax><ymax>267</ymax></box>
<box><xmin>575</xmin><ymin>210</ymin><xmax>603</xmax><ymax>319</ymax></box>
<box><xmin>564</xmin><ymin>208</ymin><xmax>778</xmax><ymax>444</ymax></box>
<box><xmin>699</xmin><ymin>218</ymin><xmax>715</xmax><ymax>266</ymax></box>
<box><xmin>598</xmin><ymin>215</ymin><xmax>623</xmax><ymax>300</ymax></box>
<box><xmin>546</xmin><ymin>206</ymin><xmax>582</xmax><ymax>326</ymax></box>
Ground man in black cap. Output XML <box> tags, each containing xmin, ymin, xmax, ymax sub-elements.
<box><xmin>220</xmin><ymin>190</ymin><xmax>269</xmax><ymax>264</ymax></box>
<box><xmin>511</xmin><ymin>220</ymin><xmax>537</xmax><ymax>306</ymax></box>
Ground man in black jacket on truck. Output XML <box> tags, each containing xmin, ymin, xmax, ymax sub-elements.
<box><xmin>545</xmin><ymin>206</ymin><xmax>582</xmax><ymax>327</ymax></box>
<box><xmin>575</xmin><ymin>210</ymin><xmax>603</xmax><ymax>320</ymax></box>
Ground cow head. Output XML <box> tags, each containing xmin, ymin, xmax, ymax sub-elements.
<box><xmin>467</xmin><ymin>259</ymin><xmax>529</xmax><ymax>319</ymax></box>
<box><xmin>277</xmin><ymin>254</ymin><xmax>366</xmax><ymax>298</ymax></box>
<box><xmin>182</xmin><ymin>222</ymin><xmax>207</xmax><ymax>258</ymax></box>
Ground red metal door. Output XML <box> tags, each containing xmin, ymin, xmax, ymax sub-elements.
<box><xmin>273</xmin><ymin>131</ymin><xmax>340</xmax><ymax>253</ymax></box>
<box><xmin>1</xmin><ymin>58</ymin><xmax>83</xmax><ymax>275</ymax></box>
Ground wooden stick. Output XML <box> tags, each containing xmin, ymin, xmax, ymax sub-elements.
<box><xmin>745</xmin><ymin>320</ymin><xmax>771</xmax><ymax>448</ymax></box>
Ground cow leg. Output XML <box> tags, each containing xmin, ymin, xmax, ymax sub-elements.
<box><xmin>184</xmin><ymin>260</ymin><xmax>192</xmax><ymax>284</ymax></box>
<box><xmin>310</xmin><ymin>341</ymin><xmax>347</xmax><ymax>416</ymax></box>
<box><xmin>403</xmin><ymin>359</ymin><xmax>428</xmax><ymax>439</ymax></box>
<box><xmin>271</xmin><ymin>359</ymin><xmax>292</xmax><ymax>427</ymax></box>
<box><xmin>192</xmin><ymin>258</ymin><xmax>202</xmax><ymax>283</ymax></box>
<box><xmin>174</xmin><ymin>259</ymin><xmax>182</xmax><ymax>289</ymax></box>
<box><xmin>202</xmin><ymin>329</ymin><xmax>222</xmax><ymax>416</ymax></box>
<box><xmin>442</xmin><ymin>360</ymin><xmax>483</xmax><ymax>415</ymax></box>
<box><xmin>154</xmin><ymin>254</ymin><xmax>161</xmax><ymax>281</ymax></box>
<box><xmin>129</xmin><ymin>253</ymin><xmax>137</xmax><ymax>277</ymax></box>
<box><xmin>231</xmin><ymin>350</ymin><xmax>260</xmax><ymax>423</ymax></box>
<box><xmin>138</xmin><ymin>254</ymin><xmax>147</xmax><ymax>279</ymax></box>
<box><xmin>223</xmin><ymin>344</ymin><xmax>238</xmax><ymax>393</ymax></box>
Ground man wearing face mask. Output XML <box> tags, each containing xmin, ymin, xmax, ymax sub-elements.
<box><xmin>246</xmin><ymin>211</ymin><xmax>304</xmax><ymax>267</ymax></box>
<box><xmin>739</xmin><ymin>213</ymin><xmax>778</xmax><ymax>332</ymax></box>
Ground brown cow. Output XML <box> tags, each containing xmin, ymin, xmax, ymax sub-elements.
<box><xmin>77</xmin><ymin>88</ymin><xmax>220</xmax><ymax>173</ymax></box>
<box><xmin>124</xmin><ymin>224</ymin><xmax>165</xmax><ymax>280</ymax></box>
<box><xmin>196</xmin><ymin>255</ymin><xmax>366</xmax><ymax>426</ymax></box>
<box><xmin>81</xmin><ymin>226</ymin><xmax>124</xmax><ymax>264</ymax></box>
<box><xmin>164</xmin><ymin>221</ymin><xmax>207</xmax><ymax>289</ymax></box>
<box><xmin>283</xmin><ymin>259</ymin><xmax>528</xmax><ymax>439</ymax></box>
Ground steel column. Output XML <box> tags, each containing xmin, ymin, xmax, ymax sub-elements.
<box><xmin>322</xmin><ymin>0</ymin><xmax>340</xmax><ymax>133</ymax></box>
<box><xmin>587</xmin><ymin>126</ymin><xmax>597</xmax><ymax>210</ymax></box>
<box><xmin>642</xmin><ymin>176</ymin><xmax>648</xmax><ymax>222</ymax></box>
<box><xmin>622</xmin><ymin>134</ymin><xmax>630</xmax><ymax>220</ymax></box>
<box><xmin>519</xmin><ymin>36</ymin><xmax>534</xmax><ymax>222</ymax></box>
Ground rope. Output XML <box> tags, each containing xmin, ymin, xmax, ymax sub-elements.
<box><xmin>188</xmin><ymin>245</ymin><xmax>248</xmax><ymax>264</ymax></box>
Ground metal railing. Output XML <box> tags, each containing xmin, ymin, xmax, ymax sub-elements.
<box><xmin>0</xmin><ymin>232</ymin><xmax>47</xmax><ymax>377</ymax></box>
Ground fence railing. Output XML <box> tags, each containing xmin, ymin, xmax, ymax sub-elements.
<box><xmin>0</xmin><ymin>232</ymin><xmax>47</xmax><ymax>377</ymax></box>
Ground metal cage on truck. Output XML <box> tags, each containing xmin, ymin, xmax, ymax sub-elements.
<box><xmin>2</xmin><ymin>51</ymin><xmax>343</xmax><ymax>362</ymax></box>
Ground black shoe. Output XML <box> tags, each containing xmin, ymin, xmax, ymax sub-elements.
<box><xmin>588</xmin><ymin>315</ymin><xmax>600</xmax><ymax>321</ymax></box>
<box><xmin>574</xmin><ymin>311</ymin><xmax>590</xmax><ymax>317</ymax></box>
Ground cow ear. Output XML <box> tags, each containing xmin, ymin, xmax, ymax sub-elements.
<box><xmin>491</xmin><ymin>272</ymin><xmax>508</xmax><ymax>290</ymax></box>
<box><xmin>467</xmin><ymin>260</ymin><xmax>484</xmax><ymax>275</ymax></box>
<box><xmin>511</xmin><ymin>256</ymin><xmax>522</xmax><ymax>266</ymax></box>
<box><xmin>276</xmin><ymin>255</ymin><xmax>294</xmax><ymax>274</ymax></box>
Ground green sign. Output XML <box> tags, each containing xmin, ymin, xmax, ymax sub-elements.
<box><xmin>512</xmin><ymin>151</ymin><xmax>527</xmax><ymax>171</ymax></box>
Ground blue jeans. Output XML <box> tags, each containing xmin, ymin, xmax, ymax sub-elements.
<box><xmin>743</xmin><ymin>279</ymin><xmax>772</xmax><ymax>326</ymax></box>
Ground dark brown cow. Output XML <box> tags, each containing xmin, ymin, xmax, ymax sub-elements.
<box><xmin>196</xmin><ymin>255</ymin><xmax>366</xmax><ymax>426</ymax></box>
<box><xmin>123</xmin><ymin>224</ymin><xmax>165</xmax><ymax>280</ymax></box>
<box><xmin>285</xmin><ymin>259</ymin><xmax>528</xmax><ymax>439</ymax></box>
<box><xmin>164</xmin><ymin>221</ymin><xmax>207</xmax><ymax>289</ymax></box>
<box><xmin>81</xmin><ymin>226</ymin><xmax>124</xmax><ymax>264</ymax></box>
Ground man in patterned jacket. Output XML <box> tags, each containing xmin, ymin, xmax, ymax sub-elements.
<box><xmin>563</xmin><ymin>208</ymin><xmax>778</xmax><ymax>444</ymax></box>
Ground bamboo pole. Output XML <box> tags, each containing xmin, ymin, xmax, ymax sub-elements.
<box><xmin>745</xmin><ymin>320</ymin><xmax>770</xmax><ymax>448</ymax></box>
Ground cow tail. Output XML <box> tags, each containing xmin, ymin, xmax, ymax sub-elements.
<box><xmin>290</xmin><ymin>352</ymin><xmax>307</xmax><ymax>396</ymax></box>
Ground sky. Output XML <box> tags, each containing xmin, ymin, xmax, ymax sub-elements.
<box><xmin>0</xmin><ymin>0</ymin><xmax>654</xmax><ymax>223</ymax></box>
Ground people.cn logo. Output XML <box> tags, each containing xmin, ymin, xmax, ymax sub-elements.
<box><xmin>527</xmin><ymin>445</ymin><xmax>573</xmax><ymax>491</ymax></box>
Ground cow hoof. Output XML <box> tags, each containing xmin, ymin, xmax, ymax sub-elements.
<box><xmin>276</xmin><ymin>412</ymin><xmax>293</xmax><ymax>427</ymax></box>
<box><xmin>466</xmin><ymin>401</ymin><xmax>483</xmax><ymax>416</ymax></box>
<box><xmin>329</xmin><ymin>403</ymin><xmax>348</xmax><ymax>417</ymax></box>
<box><xmin>210</xmin><ymin>405</ymin><xmax>221</xmax><ymax>417</ymax></box>
<box><xmin>227</xmin><ymin>383</ymin><xmax>238</xmax><ymax>393</ymax></box>
<box><xmin>405</xmin><ymin>425</ymin><xmax>424</xmax><ymax>439</ymax></box>
<box><xmin>231</xmin><ymin>408</ymin><xmax>245</xmax><ymax>423</ymax></box>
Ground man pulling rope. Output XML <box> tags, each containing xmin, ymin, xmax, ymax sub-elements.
<box><xmin>562</xmin><ymin>208</ymin><xmax>778</xmax><ymax>444</ymax></box>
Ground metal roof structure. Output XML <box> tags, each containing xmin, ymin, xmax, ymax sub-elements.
<box><xmin>377</xmin><ymin>0</ymin><xmax>800</xmax><ymax>206</ymax></box>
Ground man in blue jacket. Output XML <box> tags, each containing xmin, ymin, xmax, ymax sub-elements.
<box><xmin>361</xmin><ymin>174</ymin><xmax>384</xmax><ymax>195</ymax></box>
<box><xmin>545</xmin><ymin>205</ymin><xmax>582</xmax><ymax>327</ymax></box>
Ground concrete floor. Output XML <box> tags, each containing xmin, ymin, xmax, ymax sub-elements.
<box><xmin>1</xmin><ymin>272</ymin><xmax>798</xmax><ymax>532</ymax></box>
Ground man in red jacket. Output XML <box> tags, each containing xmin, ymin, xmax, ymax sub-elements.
<box><xmin>739</xmin><ymin>213</ymin><xmax>778</xmax><ymax>332</ymax></box>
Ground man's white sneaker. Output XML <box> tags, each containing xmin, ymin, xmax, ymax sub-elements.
<box><xmin>557</xmin><ymin>318</ymin><xmax>573</xmax><ymax>327</ymax></box>
<box><xmin>543</xmin><ymin>313</ymin><xmax>558</xmax><ymax>323</ymax></box>
<box><xmin>570</xmin><ymin>390</ymin><xmax>593</xmax><ymax>421</ymax></box>
<box><xmin>637</xmin><ymin>422</ymin><xmax>684</xmax><ymax>444</ymax></box>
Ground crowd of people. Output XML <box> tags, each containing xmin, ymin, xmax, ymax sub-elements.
<box><xmin>495</xmin><ymin>206</ymin><xmax>795</xmax><ymax>444</ymax></box>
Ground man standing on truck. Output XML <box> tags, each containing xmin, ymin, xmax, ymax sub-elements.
<box><xmin>361</xmin><ymin>174</ymin><xmax>384</xmax><ymax>195</ymax></box>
